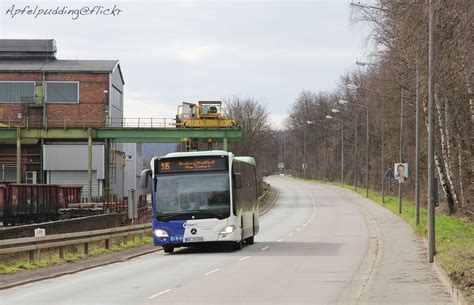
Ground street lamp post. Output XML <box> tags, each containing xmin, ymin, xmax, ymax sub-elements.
<box><xmin>339</xmin><ymin>99</ymin><xmax>369</xmax><ymax>197</ymax></box>
<box><xmin>303</xmin><ymin>121</ymin><xmax>313</xmax><ymax>179</ymax></box>
<box><xmin>428</xmin><ymin>0</ymin><xmax>436</xmax><ymax>263</ymax></box>
<box><xmin>399</xmin><ymin>87</ymin><xmax>404</xmax><ymax>214</ymax></box>
<box><xmin>415</xmin><ymin>33</ymin><xmax>421</xmax><ymax>226</ymax></box>
<box><xmin>310</xmin><ymin>121</ymin><xmax>328</xmax><ymax>183</ymax></box>
<box><xmin>326</xmin><ymin>114</ymin><xmax>344</xmax><ymax>186</ymax></box>
<box><xmin>347</xmin><ymin>83</ymin><xmax>385</xmax><ymax>203</ymax></box>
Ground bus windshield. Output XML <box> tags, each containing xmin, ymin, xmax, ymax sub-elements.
<box><xmin>155</xmin><ymin>172</ymin><xmax>230</xmax><ymax>221</ymax></box>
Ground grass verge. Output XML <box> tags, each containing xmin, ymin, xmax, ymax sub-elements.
<box><xmin>297</xmin><ymin>177</ymin><xmax>474</xmax><ymax>302</ymax></box>
<box><xmin>0</xmin><ymin>236</ymin><xmax>153</xmax><ymax>275</ymax></box>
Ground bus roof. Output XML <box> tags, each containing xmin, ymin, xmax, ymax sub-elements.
<box><xmin>160</xmin><ymin>151</ymin><xmax>255</xmax><ymax>166</ymax></box>
<box><xmin>163</xmin><ymin>150</ymin><xmax>231</xmax><ymax>159</ymax></box>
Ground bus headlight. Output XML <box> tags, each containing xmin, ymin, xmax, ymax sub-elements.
<box><xmin>154</xmin><ymin>229</ymin><xmax>169</xmax><ymax>238</ymax></box>
<box><xmin>220</xmin><ymin>225</ymin><xmax>235</xmax><ymax>234</ymax></box>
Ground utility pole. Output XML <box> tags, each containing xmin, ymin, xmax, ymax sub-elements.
<box><xmin>381</xmin><ymin>95</ymin><xmax>385</xmax><ymax>203</ymax></box>
<box><xmin>347</xmin><ymin>83</ymin><xmax>383</xmax><ymax>202</ymax></box>
<box><xmin>327</xmin><ymin>115</ymin><xmax>344</xmax><ymax>186</ymax></box>
<box><xmin>427</xmin><ymin>0</ymin><xmax>436</xmax><ymax>263</ymax></box>
<box><xmin>303</xmin><ymin>126</ymin><xmax>307</xmax><ymax>179</ymax></box>
<box><xmin>323</xmin><ymin>125</ymin><xmax>327</xmax><ymax>183</ymax></box>
<box><xmin>341</xmin><ymin>120</ymin><xmax>344</xmax><ymax>186</ymax></box>
<box><xmin>88</xmin><ymin>128</ymin><xmax>93</xmax><ymax>203</ymax></box>
<box><xmin>415</xmin><ymin>33</ymin><xmax>421</xmax><ymax>226</ymax></box>
<box><xmin>339</xmin><ymin>99</ymin><xmax>369</xmax><ymax>197</ymax></box>
<box><xmin>312</xmin><ymin>122</ymin><xmax>328</xmax><ymax>183</ymax></box>
<box><xmin>354</xmin><ymin>109</ymin><xmax>358</xmax><ymax>191</ymax></box>
<box><xmin>365</xmin><ymin>106</ymin><xmax>369</xmax><ymax>198</ymax></box>
<box><xmin>399</xmin><ymin>87</ymin><xmax>404</xmax><ymax>214</ymax></box>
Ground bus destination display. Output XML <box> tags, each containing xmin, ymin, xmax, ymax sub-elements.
<box><xmin>156</xmin><ymin>157</ymin><xmax>227</xmax><ymax>173</ymax></box>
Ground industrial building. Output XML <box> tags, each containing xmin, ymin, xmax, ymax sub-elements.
<box><xmin>0</xmin><ymin>39</ymin><xmax>142</xmax><ymax>199</ymax></box>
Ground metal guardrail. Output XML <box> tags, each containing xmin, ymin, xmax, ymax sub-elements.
<box><xmin>258</xmin><ymin>187</ymin><xmax>271</xmax><ymax>202</ymax></box>
<box><xmin>0</xmin><ymin>223</ymin><xmax>150</xmax><ymax>263</ymax></box>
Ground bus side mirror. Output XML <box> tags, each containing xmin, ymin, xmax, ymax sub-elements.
<box><xmin>140</xmin><ymin>169</ymin><xmax>152</xmax><ymax>189</ymax></box>
<box><xmin>233</xmin><ymin>173</ymin><xmax>242</xmax><ymax>189</ymax></box>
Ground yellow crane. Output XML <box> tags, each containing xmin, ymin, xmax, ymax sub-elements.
<box><xmin>176</xmin><ymin>101</ymin><xmax>236</xmax><ymax>128</ymax></box>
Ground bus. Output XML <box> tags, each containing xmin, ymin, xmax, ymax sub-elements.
<box><xmin>140</xmin><ymin>150</ymin><xmax>259</xmax><ymax>253</ymax></box>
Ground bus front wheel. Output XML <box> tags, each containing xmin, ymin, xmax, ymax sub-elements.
<box><xmin>232</xmin><ymin>239</ymin><xmax>243</xmax><ymax>250</ymax></box>
<box><xmin>245</xmin><ymin>236</ymin><xmax>254</xmax><ymax>245</ymax></box>
<box><xmin>163</xmin><ymin>245</ymin><xmax>174</xmax><ymax>254</ymax></box>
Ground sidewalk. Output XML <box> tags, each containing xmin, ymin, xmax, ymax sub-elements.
<box><xmin>325</xmin><ymin>184</ymin><xmax>455</xmax><ymax>305</ymax></box>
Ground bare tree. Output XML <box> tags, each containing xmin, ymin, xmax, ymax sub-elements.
<box><xmin>223</xmin><ymin>95</ymin><xmax>276</xmax><ymax>195</ymax></box>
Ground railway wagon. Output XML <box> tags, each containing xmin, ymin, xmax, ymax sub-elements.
<box><xmin>0</xmin><ymin>184</ymin><xmax>83</xmax><ymax>226</ymax></box>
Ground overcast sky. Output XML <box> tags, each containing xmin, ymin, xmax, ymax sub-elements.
<box><xmin>0</xmin><ymin>0</ymin><xmax>370</xmax><ymax>128</ymax></box>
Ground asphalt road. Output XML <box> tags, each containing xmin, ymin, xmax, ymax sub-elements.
<box><xmin>0</xmin><ymin>176</ymin><xmax>452</xmax><ymax>305</ymax></box>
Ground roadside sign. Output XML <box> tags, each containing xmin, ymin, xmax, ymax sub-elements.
<box><xmin>278</xmin><ymin>163</ymin><xmax>285</xmax><ymax>169</ymax></box>
<box><xmin>35</xmin><ymin>228</ymin><xmax>45</xmax><ymax>237</ymax></box>
<box><xmin>302</xmin><ymin>163</ymin><xmax>307</xmax><ymax>170</ymax></box>
<box><xmin>394</xmin><ymin>163</ymin><xmax>408</xmax><ymax>184</ymax></box>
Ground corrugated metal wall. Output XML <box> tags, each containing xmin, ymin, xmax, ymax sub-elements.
<box><xmin>43</xmin><ymin>144</ymin><xmax>104</xmax><ymax>179</ymax></box>
<box><xmin>49</xmin><ymin>170</ymin><xmax>99</xmax><ymax>198</ymax></box>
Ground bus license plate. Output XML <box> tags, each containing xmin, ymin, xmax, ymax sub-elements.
<box><xmin>185</xmin><ymin>237</ymin><xmax>203</xmax><ymax>243</ymax></box>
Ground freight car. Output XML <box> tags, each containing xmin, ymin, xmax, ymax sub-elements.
<box><xmin>0</xmin><ymin>184</ymin><xmax>82</xmax><ymax>226</ymax></box>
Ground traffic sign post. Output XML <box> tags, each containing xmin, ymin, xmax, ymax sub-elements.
<box><xmin>394</xmin><ymin>163</ymin><xmax>408</xmax><ymax>213</ymax></box>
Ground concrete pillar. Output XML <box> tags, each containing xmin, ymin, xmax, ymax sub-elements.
<box><xmin>223</xmin><ymin>137</ymin><xmax>228</xmax><ymax>151</ymax></box>
<box><xmin>88</xmin><ymin>128</ymin><xmax>93</xmax><ymax>203</ymax></box>
<box><xmin>16</xmin><ymin>127</ymin><xmax>21</xmax><ymax>183</ymax></box>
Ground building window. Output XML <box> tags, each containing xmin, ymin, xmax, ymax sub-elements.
<box><xmin>46</xmin><ymin>82</ymin><xmax>79</xmax><ymax>103</ymax></box>
<box><xmin>111</xmin><ymin>86</ymin><xmax>123</xmax><ymax>110</ymax></box>
<box><xmin>0</xmin><ymin>81</ymin><xmax>35</xmax><ymax>103</ymax></box>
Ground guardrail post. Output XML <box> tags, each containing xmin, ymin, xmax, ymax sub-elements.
<box><xmin>59</xmin><ymin>246</ymin><xmax>65</xmax><ymax>259</ymax></box>
<box><xmin>84</xmin><ymin>242</ymin><xmax>89</xmax><ymax>255</ymax></box>
<box><xmin>105</xmin><ymin>239</ymin><xmax>111</xmax><ymax>250</ymax></box>
<box><xmin>122</xmin><ymin>236</ymin><xmax>127</xmax><ymax>245</ymax></box>
<box><xmin>29</xmin><ymin>250</ymin><xmax>35</xmax><ymax>264</ymax></box>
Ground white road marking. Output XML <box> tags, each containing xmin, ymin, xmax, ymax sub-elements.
<box><xmin>239</xmin><ymin>256</ymin><xmax>250</xmax><ymax>261</ymax></box>
<box><xmin>277</xmin><ymin>239</ymin><xmax>284</xmax><ymax>242</ymax></box>
<box><xmin>303</xmin><ymin>223</ymin><xmax>308</xmax><ymax>227</ymax></box>
<box><xmin>148</xmin><ymin>288</ymin><xmax>173</xmax><ymax>299</ymax></box>
<box><xmin>296</xmin><ymin>227</ymin><xmax>302</xmax><ymax>231</ymax></box>
<box><xmin>205</xmin><ymin>268</ymin><xmax>221</xmax><ymax>276</ymax></box>
<box><xmin>261</xmin><ymin>246</ymin><xmax>270</xmax><ymax>251</ymax></box>
<box><xmin>288</xmin><ymin>233</ymin><xmax>294</xmax><ymax>236</ymax></box>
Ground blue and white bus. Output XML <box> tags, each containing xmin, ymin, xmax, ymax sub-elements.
<box><xmin>141</xmin><ymin>150</ymin><xmax>259</xmax><ymax>253</ymax></box>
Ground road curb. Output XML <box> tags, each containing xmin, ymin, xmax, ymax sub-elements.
<box><xmin>433</xmin><ymin>257</ymin><xmax>470</xmax><ymax>305</ymax></box>
<box><xmin>0</xmin><ymin>247</ymin><xmax>162</xmax><ymax>291</ymax></box>
<box><xmin>418</xmin><ymin>237</ymin><xmax>471</xmax><ymax>305</ymax></box>
<box><xmin>259</xmin><ymin>189</ymin><xmax>280</xmax><ymax>217</ymax></box>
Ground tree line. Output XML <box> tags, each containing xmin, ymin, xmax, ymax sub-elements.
<box><xmin>225</xmin><ymin>1</ymin><xmax>472</xmax><ymax>217</ymax></box>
